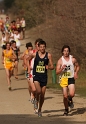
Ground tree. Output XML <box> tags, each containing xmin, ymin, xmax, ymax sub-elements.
<box><xmin>4</xmin><ymin>0</ymin><xmax>15</xmax><ymax>8</ymax></box>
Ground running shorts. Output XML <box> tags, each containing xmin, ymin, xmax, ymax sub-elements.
<box><xmin>60</xmin><ymin>77</ymin><xmax>75</xmax><ymax>87</ymax></box>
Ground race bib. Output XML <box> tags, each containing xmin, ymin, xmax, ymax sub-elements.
<box><xmin>62</xmin><ymin>71</ymin><xmax>71</xmax><ymax>78</ymax></box>
<box><xmin>36</xmin><ymin>66</ymin><xmax>45</xmax><ymax>73</ymax></box>
<box><xmin>5</xmin><ymin>58</ymin><xmax>11</xmax><ymax>63</ymax></box>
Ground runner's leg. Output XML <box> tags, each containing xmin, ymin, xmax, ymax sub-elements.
<box><xmin>34</xmin><ymin>81</ymin><xmax>41</xmax><ymax>109</ymax></box>
<box><xmin>5</xmin><ymin>68</ymin><xmax>11</xmax><ymax>89</ymax></box>
<box><xmin>68</xmin><ymin>84</ymin><xmax>75</xmax><ymax>108</ymax></box>
<box><xmin>14</xmin><ymin>61</ymin><xmax>18</xmax><ymax>79</ymax></box>
<box><xmin>62</xmin><ymin>87</ymin><xmax>69</xmax><ymax>115</ymax></box>
<box><xmin>39</xmin><ymin>86</ymin><xmax>46</xmax><ymax>112</ymax></box>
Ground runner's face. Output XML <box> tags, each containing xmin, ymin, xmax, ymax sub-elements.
<box><xmin>39</xmin><ymin>44</ymin><xmax>46</xmax><ymax>53</ymax></box>
<box><xmin>63</xmin><ymin>48</ymin><xmax>69</xmax><ymax>57</ymax></box>
<box><xmin>13</xmin><ymin>43</ymin><xmax>16</xmax><ymax>47</ymax></box>
<box><xmin>35</xmin><ymin>42</ymin><xmax>39</xmax><ymax>51</ymax></box>
<box><xmin>6</xmin><ymin>44</ymin><xmax>10</xmax><ymax>50</ymax></box>
<box><xmin>27</xmin><ymin>47</ymin><xmax>33</xmax><ymax>53</ymax></box>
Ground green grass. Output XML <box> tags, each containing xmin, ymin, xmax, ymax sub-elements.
<box><xmin>47</xmin><ymin>70</ymin><xmax>86</xmax><ymax>97</ymax></box>
<box><xmin>75</xmin><ymin>70</ymin><xmax>86</xmax><ymax>97</ymax></box>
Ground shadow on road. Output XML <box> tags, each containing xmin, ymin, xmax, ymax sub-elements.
<box><xmin>69</xmin><ymin>107</ymin><xmax>86</xmax><ymax>116</ymax></box>
<box><xmin>0</xmin><ymin>114</ymin><xmax>85</xmax><ymax>124</ymax></box>
<box><xmin>43</xmin><ymin>109</ymin><xmax>64</xmax><ymax>114</ymax></box>
<box><xmin>45</xmin><ymin>97</ymin><xmax>54</xmax><ymax>100</ymax></box>
<box><xmin>11</xmin><ymin>87</ymin><xmax>28</xmax><ymax>91</ymax></box>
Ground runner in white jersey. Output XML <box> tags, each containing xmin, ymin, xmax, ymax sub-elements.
<box><xmin>1</xmin><ymin>32</ymin><xmax>8</xmax><ymax>49</ymax></box>
<box><xmin>56</xmin><ymin>45</ymin><xmax>80</xmax><ymax>116</ymax></box>
<box><xmin>14</xmin><ymin>30</ymin><xmax>21</xmax><ymax>47</ymax></box>
<box><xmin>20</xmin><ymin>17</ymin><xmax>26</xmax><ymax>39</ymax></box>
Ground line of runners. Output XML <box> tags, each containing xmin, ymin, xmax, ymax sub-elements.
<box><xmin>0</xmin><ymin>15</ymin><xmax>26</xmax><ymax>48</ymax></box>
<box><xmin>0</xmin><ymin>15</ymin><xmax>80</xmax><ymax>117</ymax></box>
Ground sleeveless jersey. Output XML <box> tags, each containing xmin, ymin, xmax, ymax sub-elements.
<box><xmin>61</xmin><ymin>55</ymin><xmax>74</xmax><ymax>78</ymax></box>
<box><xmin>1</xmin><ymin>36</ymin><xmax>6</xmax><ymax>46</ymax></box>
<box><xmin>4</xmin><ymin>49</ymin><xmax>13</xmax><ymax>64</ymax></box>
<box><xmin>33</xmin><ymin>52</ymin><xmax>49</xmax><ymax>76</ymax></box>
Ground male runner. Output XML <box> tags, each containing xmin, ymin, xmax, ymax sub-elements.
<box><xmin>2</xmin><ymin>42</ymin><xmax>17</xmax><ymax>90</ymax></box>
<box><xmin>27</xmin><ymin>40</ymin><xmax>54</xmax><ymax>117</ymax></box>
<box><xmin>56</xmin><ymin>45</ymin><xmax>80</xmax><ymax>116</ymax></box>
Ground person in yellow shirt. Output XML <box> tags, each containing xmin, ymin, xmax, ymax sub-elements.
<box><xmin>2</xmin><ymin>42</ymin><xmax>17</xmax><ymax>90</ymax></box>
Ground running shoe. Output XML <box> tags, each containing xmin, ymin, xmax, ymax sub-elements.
<box><xmin>68</xmin><ymin>100</ymin><xmax>74</xmax><ymax>108</ymax></box>
<box><xmin>31</xmin><ymin>98</ymin><xmax>34</xmax><ymax>104</ymax></box>
<box><xmin>8</xmin><ymin>86</ymin><xmax>11</xmax><ymax>91</ymax></box>
<box><xmin>63</xmin><ymin>109</ymin><xmax>68</xmax><ymax>116</ymax></box>
<box><xmin>34</xmin><ymin>109</ymin><xmax>38</xmax><ymax>114</ymax></box>
<box><xmin>38</xmin><ymin>111</ymin><xmax>42</xmax><ymax>117</ymax></box>
<box><xmin>68</xmin><ymin>97</ymin><xmax>74</xmax><ymax>108</ymax></box>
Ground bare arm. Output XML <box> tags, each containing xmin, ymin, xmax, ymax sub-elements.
<box><xmin>20</xmin><ymin>51</ymin><xmax>26</xmax><ymax>60</ymax></box>
<box><xmin>11</xmin><ymin>51</ymin><xmax>17</xmax><ymax>60</ymax></box>
<box><xmin>73</xmin><ymin>58</ymin><xmax>80</xmax><ymax>79</ymax></box>
<box><xmin>26</xmin><ymin>53</ymin><xmax>36</xmax><ymax>74</ymax></box>
<box><xmin>47</xmin><ymin>53</ymin><xmax>54</xmax><ymax>70</ymax></box>
<box><xmin>18</xmin><ymin>48</ymin><xmax>20</xmax><ymax>56</ymax></box>
<box><xmin>56</xmin><ymin>58</ymin><xmax>66</xmax><ymax>75</ymax></box>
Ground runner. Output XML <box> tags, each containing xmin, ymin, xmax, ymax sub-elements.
<box><xmin>0</xmin><ymin>17</ymin><xmax>4</xmax><ymax>33</ymax></box>
<box><xmin>27</xmin><ymin>40</ymin><xmax>54</xmax><ymax>117</ymax></box>
<box><xmin>24</xmin><ymin>39</ymin><xmax>42</xmax><ymax>113</ymax></box>
<box><xmin>11</xmin><ymin>20</ymin><xmax>17</xmax><ymax>31</ymax></box>
<box><xmin>14</xmin><ymin>30</ymin><xmax>21</xmax><ymax>48</ymax></box>
<box><xmin>2</xmin><ymin>42</ymin><xmax>17</xmax><ymax>90</ymax></box>
<box><xmin>56</xmin><ymin>45</ymin><xmax>80</xmax><ymax>116</ymax></box>
<box><xmin>11</xmin><ymin>40</ymin><xmax>20</xmax><ymax>79</ymax></box>
<box><xmin>4</xmin><ymin>16</ymin><xmax>10</xmax><ymax>33</ymax></box>
<box><xmin>0</xmin><ymin>32</ymin><xmax>8</xmax><ymax>50</ymax></box>
<box><xmin>20</xmin><ymin>42</ymin><xmax>34</xmax><ymax>95</ymax></box>
<box><xmin>9</xmin><ymin>29</ymin><xmax>15</xmax><ymax>42</ymax></box>
<box><xmin>16</xmin><ymin>17</ymin><xmax>21</xmax><ymax>33</ymax></box>
<box><xmin>23</xmin><ymin>42</ymin><xmax>36</xmax><ymax>101</ymax></box>
<box><xmin>20</xmin><ymin>17</ymin><xmax>26</xmax><ymax>39</ymax></box>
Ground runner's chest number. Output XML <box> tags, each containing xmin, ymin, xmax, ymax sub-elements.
<box><xmin>36</xmin><ymin>66</ymin><xmax>45</xmax><ymax>73</ymax></box>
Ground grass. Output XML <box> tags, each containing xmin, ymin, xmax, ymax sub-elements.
<box><xmin>75</xmin><ymin>70</ymin><xmax>86</xmax><ymax>97</ymax></box>
<box><xmin>47</xmin><ymin>70</ymin><xmax>86</xmax><ymax>97</ymax></box>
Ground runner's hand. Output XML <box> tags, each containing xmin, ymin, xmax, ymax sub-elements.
<box><xmin>62</xmin><ymin>65</ymin><xmax>66</xmax><ymax>70</ymax></box>
<box><xmin>74</xmin><ymin>72</ymin><xmax>78</xmax><ymax>79</ymax></box>
<box><xmin>46</xmin><ymin>65</ymin><xmax>48</xmax><ymax>69</ymax></box>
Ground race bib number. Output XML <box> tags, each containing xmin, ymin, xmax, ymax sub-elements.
<box><xmin>5</xmin><ymin>58</ymin><xmax>11</xmax><ymax>63</ymax></box>
<box><xmin>63</xmin><ymin>72</ymin><xmax>71</xmax><ymax>78</ymax></box>
<box><xmin>36</xmin><ymin>66</ymin><xmax>45</xmax><ymax>73</ymax></box>
<box><xmin>15</xmin><ymin>39</ymin><xmax>19</xmax><ymax>42</ymax></box>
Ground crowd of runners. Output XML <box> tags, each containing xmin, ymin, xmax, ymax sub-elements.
<box><xmin>0</xmin><ymin>15</ymin><xmax>80</xmax><ymax>117</ymax></box>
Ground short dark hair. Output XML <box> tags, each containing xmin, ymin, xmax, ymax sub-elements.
<box><xmin>2</xmin><ymin>32</ymin><xmax>5</xmax><ymax>35</ymax></box>
<box><xmin>6</xmin><ymin>42</ymin><xmax>11</xmax><ymax>46</ymax></box>
<box><xmin>38</xmin><ymin>40</ymin><xmax>46</xmax><ymax>47</ymax></box>
<box><xmin>26</xmin><ymin>42</ymin><xmax>33</xmax><ymax>49</ymax></box>
<box><xmin>11</xmin><ymin>40</ymin><xmax>16</xmax><ymax>44</ymax></box>
<box><xmin>61</xmin><ymin>45</ymin><xmax>71</xmax><ymax>53</ymax></box>
<box><xmin>35</xmin><ymin>38</ymin><xmax>43</xmax><ymax>45</ymax></box>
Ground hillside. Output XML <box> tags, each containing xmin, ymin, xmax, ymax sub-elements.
<box><xmin>3</xmin><ymin>0</ymin><xmax>86</xmax><ymax>68</ymax></box>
